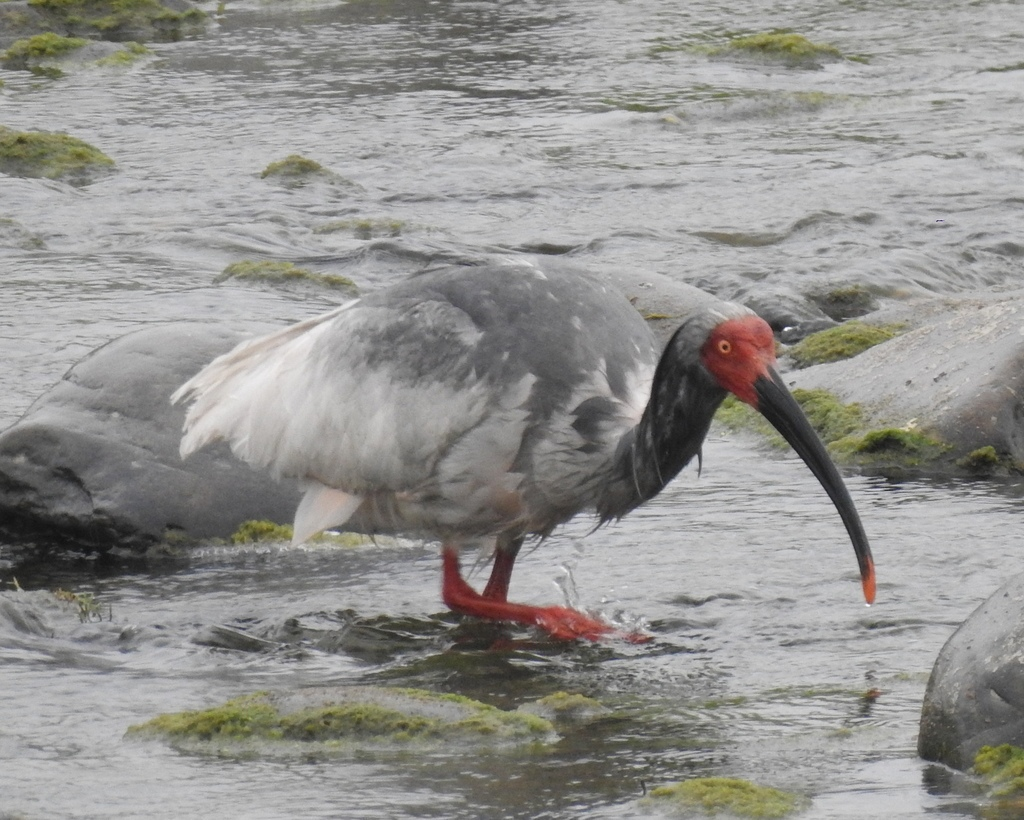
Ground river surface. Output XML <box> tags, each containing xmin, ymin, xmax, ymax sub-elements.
<box><xmin>2</xmin><ymin>0</ymin><xmax>1024</xmax><ymax>817</ymax></box>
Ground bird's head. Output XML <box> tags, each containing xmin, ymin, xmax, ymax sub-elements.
<box><xmin>693</xmin><ymin>310</ymin><xmax>876</xmax><ymax>605</ymax></box>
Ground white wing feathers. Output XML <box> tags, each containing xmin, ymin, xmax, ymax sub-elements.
<box><xmin>171</xmin><ymin>298</ymin><xmax>519</xmax><ymax>542</ymax></box>
<box><xmin>172</xmin><ymin>302</ymin><xmax>356</xmax><ymax>463</ymax></box>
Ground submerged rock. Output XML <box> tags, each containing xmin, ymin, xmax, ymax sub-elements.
<box><xmin>0</xmin><ymin>126</ymin><xmax>115</xmax><ymax>185</ymax></box>
<box><xmin>0</xmin><ymin>323</ymin><xmax>299</xmax><ymax>551</ymax></box>
<box><xmin>643</xmin><ymin>776</ymin><xmax>808</xmax><ymax>818</ymax></box>
<box><xmin>126</xmin><ymin>686</ymin><xmax>556</xmax><ymax>756</ymax></box>
<box><xmin>517</xmin><ymin>691</ymin><xmax>612</xmax><ymax>725</ymax></box>
<box><xmin>918</xmin><ymin>572</ymin><xmax>1024</xmax><ymax>770</ymax></box>
<box><xmin>0</xmin><ymin>0</ymin><xmax>206</xmax><ymax>49</ymax></box>
<box><xmin>216</xmin><ymin>259</ymin><xmax>359</xmax><ymax>294</ymax></box>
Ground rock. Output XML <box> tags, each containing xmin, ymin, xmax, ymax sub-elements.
<box><xmin>0</xmin><ymin>0</ymin><xmax>206</xmax><ymax>49</ymax></box>
<box><xmin>0</xmin><ymin>126</ymin><xmax>115</xmax><ymax>186</ymax></box>
<box><xmin>789</xmin><ymin>290</ymin><xmax>1024</xmax><ymax>468</ymax></box>
<box><xmin>0</xmin><ymin>323</ymin><xmax>300</xmax><ymax>551</ymax></box>
<box><xmin>919</xmin><ymin>572</ymin><xmax>1024</xmax><ymax>770</ymax></box>
<box><xmin>729</xmin><ymin>282</ymin><xmax>839</xmax><ymax>342</ymax></box>
<box><xmin>126</xmin><ymin>686</ymin><xmax>556</xmax><ymax>756</ymax></box>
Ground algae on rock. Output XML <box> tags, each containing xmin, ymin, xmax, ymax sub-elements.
<box><xmin>25</xmin><ymin>0</ymin><xmax>206</xmax><ymax>42</ymax></box>
<box><xmin>645</xmin><ymin>776</ymin><xmax>808</xmax><ymax>818</ymax></box>
<box><xmin>217</xmin><ymin>260</ymin><xmax>358</xmax><ymax>293</ymax></box>
<box><xmin>1</xmin><ymin>32</ymin><xmax>88</xmax><ymax>69</ymax></box>
<box><xmin>787</xmin><ymin>321</ymin><xmax>900</xmax><ymax>368</ymax></box>
<box><xmin>127</xmin><ymin>687</ymin><xmax>556</xmax><ymax>755</ymax></box>
<box><xmin>0</xmin><ymin>125</ymin><xmax>114</xmax><ymax>184</ymax></box>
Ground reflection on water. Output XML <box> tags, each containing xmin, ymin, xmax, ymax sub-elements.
<box><xmin>3</xmin><ymin>0</ymin><xmax>1024</xmax><ymax>815</ymax></box>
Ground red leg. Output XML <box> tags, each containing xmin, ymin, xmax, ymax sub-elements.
<box><xmin>441</xmin><ymin>542</ymin><xmax>617</xmax><ymax>642</ymax></box>
<box><xmin>481</xmin><ymin>534</ymin><xmax>522</xmax><ymax>601</ymax></box>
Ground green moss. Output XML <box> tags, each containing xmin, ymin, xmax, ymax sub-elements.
<box><xmin>715</xmin><ymin>389</ymin><xmax>862</xmax><ymax>449</ymax></box>
<box><xmin>1</xmin><ymin>32</ymin><xmax>88</xmax><ymax>68</ymax></box>
<box><xmin>536</xmin><ymin>691</ymin><xmax>601</xmax><ymax>712</ymax></box>
<box><xmin>229</xmin><ymin>518</ymin><xmax>398</xmax><ymax>548</ymax></box>
<box><xmin>973</xmin><ymin>744</ymin><xmax>1024</xmax><ymax>796</ymax></box>
<box><xmin>260</xmin><ymin>154</ymin><xmax>326</xmax><ymax>179</ymax></box>
<box><xmin>313</xmin><ymin>218</ymin><xmax>404</xmax><ymax>240</ymax></box>
<box><xmin>956</xmin><ymin>445</ymin><xmax>999</xmax><ymax>472</ymax></box>
<box><xmin>700</xmin><ymin>696</ymin><xmax>748</xmax><ymax>709</ymax></box>
<box><xmin>26</xmin><ymin>0</ymin><xmax>206</xmax><ymax>41</ymax></box>
<box><xmin>791</xmin><ymin>388</ymin><xmax>864</xmax><ymax>443</ymax></box>
<box><xmin>716</xmin><ymin>387</ymin><xmax>954</xmax><ymax>469</ymax></box>
<box><xmin>230</xmin><ymin>519</ymin><xmax>293</xmax><ymax>544</ymax></box>
<box><xmin>217</xmin><ymin>260</ymin><xmax>358</xmax><ymax>292</ymax></box>
<box><xmin>831</xmin><ymin>427</ymin><xmax>950</xmax><ymax>466</ymax></box>
<box><xmin>715</xmin><ymin>395</ymin><xmax>779</xmax><ymax>442</ymax></box>
<box><xmin>129</xmin><ymin>693</ymin><xmax>281</xmax><ymax>741</ymax></box>
<box><xmin>723</xmin><ymin>31</ymin><xmax>842</xmax><ymax>64</ymax></box>
<box><xmin>94</xmin><ymin>40</ymin><xmax>150</xmax><ymax>66</ymax></box>
<box><xmin>260</xmin><ymin>154</ymin><xmax>362</xmax><ymax>190</ymax></box>
<box><xmin>128</xmin><ymin>688</ymin><xmax>554</xmax><ymax>749</ymax></box>
<box><xmin>810</xmin><ymin>284</ymin><xmax>878</xmax><ymax>320</ymax></box>
<box><xmin>646</xmin><ymin>777</ymin><xmax>807</xmax><ymax>818</ymax></box>
<box><xmin>0</xmin><ymin>126</ymin><xmax>114</xmax><ymax>183</ymax></box>
<box><xmin>788</xmin><ymin>321</ymin><xmax>900</xmax><ymax>368</ymax></box>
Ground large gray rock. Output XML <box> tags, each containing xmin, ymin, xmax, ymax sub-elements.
<box><xmin>790</xmin><ymin>290</ymin><xmax>1024</xmax><ymax>464</ymax></box>
<box><xmin>918</xmin><ymin>572</ymin><xmax>1024</xmax><ymax>770</ymax></box>
<box><xmin>0</xmin><ymin>323</ymin><xmax>299</xmax><ymax>550</ymax></box>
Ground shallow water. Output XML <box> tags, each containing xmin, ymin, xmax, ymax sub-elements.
<box><xmin>3</xmin><ymin>0</ymin><xmax>1024</xmax><ymax>816</ymax></box>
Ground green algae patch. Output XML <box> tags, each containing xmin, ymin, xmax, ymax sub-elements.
<box><xmin>26</xmin><ymin>0</ymin><xmax>206</xmax><ymax>42</ymax></box>
<box><xmin>791</xmin><ymin>388</ymin><xmax>864</xmax><ymax>443</ymax></box>
<box><xmin>230</xmin><ymin>519</ymin><xmax>293</xmax><ymax>544</ymax></box>
<box><xmin>260</xmin><ymin>154</ymin><xmax>362</xmax><ymax>190</ymax></box>
<box><xmin>229</xmin><ymin>519</ymin><xmax>388</xmax><ymax>548</ymax></box>
<box><xmin>645</xmin><ymin>777</ymin><xmax>808</xmax><ymax>818</ymax></box>
<box><xmin>313</xmin><ymin>217</ymin><xmax>405</xmax><ymax>240</ymax></box>
<box><xmin>227</xmin><ymin>520</ymin><xmax>413</xmax><ymax>550</ymax></box>
<box><xmin>973</xmin><ymin>744</ymin><xmax>1024</xmax><ymax>796</ymax></box>
<box><xmin>0</xmin><ymin>126</ymin><xmax>114</xmax><ymax>184</ymax></box>
<box><xmin>127</xmin><ymin>687</ymin><xmax>556</xmax><ymax>756</ymax></box>
<box><xmin>94</xmin><ymin>40</ymin><xmax>150</xmax><ymax>66</ymax></box>
<box><xmin>261</xmin><ymin>154</ymin><xmax>324</xmax><ymax>178</ymax></box>
<box><xmin>831</xmin><ymin>427</ymin><xmax>949</xmax><ymax>466</ymax></box>
<box><xmin>787</xmin><ymin>321</ymin><xmax>900</xmax><ymax>368</ymax></box>
<box><xmin>809</xmin><ymin>283</ymin><xmax>878</xmax><ymax>321</ymax></box>
<box><xmin>1</xmin><ymin>32</ymin><xmax>88</xmax><ymax>69</ymax></box>
<box><xmin>955</xmin><ymin>445</ymin><xmax>1013</xmax><ymax>475</ymax></box>
<box><xmin>518</xmin><ymin>691</ymin><xmax>612</xmax><ymax>725</ymax></box>
<box><xmin>714</xmin><ymin>388</ymin><xmax>956</xmax><ymax>471</ymax></box>
<box><xmin>217</xmin><ymin>260</ymin><xmax>358</xmax><ymax>293</ymax></box>
<box><xmin>715</xmin><ymin>389</ymin><xmax>863</xmax><ymax>450</ymax></box>
<box><xmin>717</xmin><ymin>31</ymin><xmax>844</xmax><ymax>67</ymax></box>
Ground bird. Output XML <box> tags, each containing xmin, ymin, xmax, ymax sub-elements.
<box><xmin>172</xmin><ymin>259</ymin><xmax>875</xmax><ymax>641</ymax></box>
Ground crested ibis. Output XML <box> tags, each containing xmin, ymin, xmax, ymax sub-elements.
<box><xmin>172</xmin><ymin>260</ymin><xmax>875</xmax><ymax>641</ymax></box>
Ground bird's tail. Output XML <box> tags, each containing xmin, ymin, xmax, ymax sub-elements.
<box><xmin>171</xmin><ymin>301</ymin><xmax>356</xmax><ymax>465</ymax></box>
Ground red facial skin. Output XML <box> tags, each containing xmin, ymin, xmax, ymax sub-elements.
<box><xmin>699</xmin><ymin>315</ymin><xmax>777</xmax><ymax>406</ymax></box>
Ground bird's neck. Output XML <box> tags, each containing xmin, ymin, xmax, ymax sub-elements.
<box><xmin>597</xmin><ymin>355</ymin><xmax>726</xmax><ymax>521</ymax></box>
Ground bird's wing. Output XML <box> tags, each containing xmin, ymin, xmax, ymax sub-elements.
<box><xmin>173</xmin><ymin>295</ymin><xmax>523</xmax><ymax>499</ymax></box>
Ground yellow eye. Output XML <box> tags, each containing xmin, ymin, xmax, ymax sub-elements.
<box><xmin>717</xmin><ymin>339</ymin><xmax>732</xmax><ymax>355</ymax></box>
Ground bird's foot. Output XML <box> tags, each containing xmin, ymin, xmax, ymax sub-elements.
<box><xmin>533</xmin><ymin>606</ymin><xmax>651</xmax><ymax>644</ymax></box>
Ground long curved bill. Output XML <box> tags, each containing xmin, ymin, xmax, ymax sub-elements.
<box><xmin>753</xmin><ymin>367</ymin><xmax>876</xmax><ymax>604</ymax></box>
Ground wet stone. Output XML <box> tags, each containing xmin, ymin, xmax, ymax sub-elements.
<box><xmin>0</xmin><ymin>323</ymin><xmax>300</xmax><ymax>551</ymax></box>
<box><xmin>919</xmin><ymin>572</ymin><xmax>1024</xmax><ymax>770</ymax></box>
